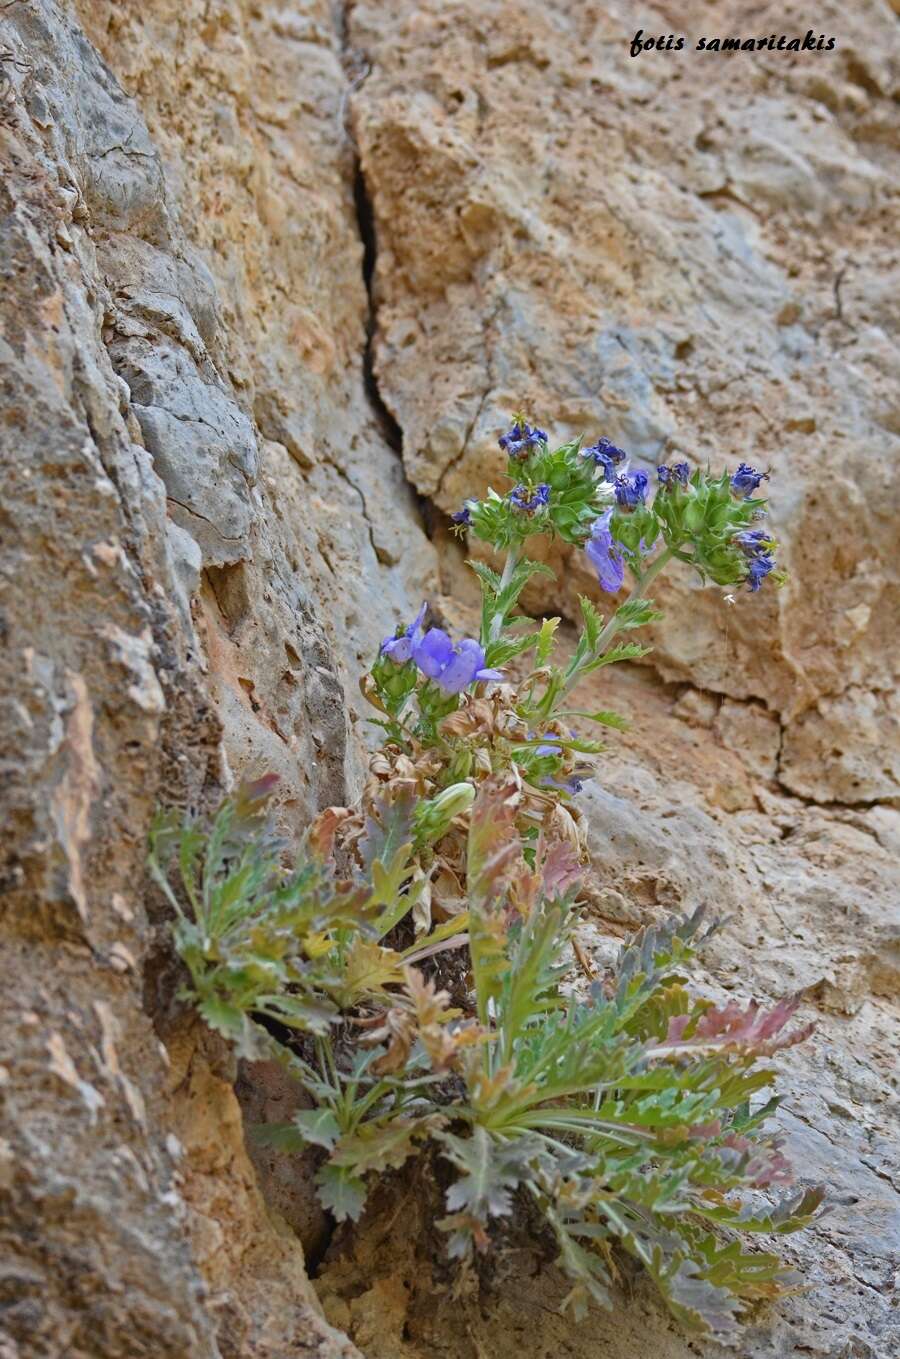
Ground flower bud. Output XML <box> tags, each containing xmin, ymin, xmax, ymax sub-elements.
<box><xmin>413</xmin><ymin>782</ymin><xmax>477</xmax><ymax>846</ymax></box>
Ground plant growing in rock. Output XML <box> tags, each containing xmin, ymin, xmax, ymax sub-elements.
<box><xmin>148</xmin><ymin>774</ymin><xmax>473</xmax><ymax>1057</ymax></box>
<box><xmin>366</xmin><ymin>417</ymin><xmax>782</xmax><ymax>920</ymax></box>
<box><xmin>153</xmin><ymin>420</ymin><xmax>819</xmax><ymax>1341</ymax></box>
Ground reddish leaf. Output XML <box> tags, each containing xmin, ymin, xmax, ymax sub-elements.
<box><xmin>307</xmin><ymin>805</ymin><xmax>354</xmax><ymax>861</ymax></box>
<box><xmin>659</xmin><ymin>997</ymin><xmax>813</xmax><ymax>1059</ymax></box>
<box><xmin>467</xmin><ymin>776</ymin><xmax>521</xmax><ymax>912</ymax></box>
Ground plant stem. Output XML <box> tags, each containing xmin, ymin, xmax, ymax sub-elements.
<box><xmin>591</xmin><ymin>545</ymin><xmax>674</xmax><ymax>655</ymax></box>
<box><xmin>558</xmin><ymin>544</ymin><xmax>675</xmax><ymax>706</ymax></box>
<box><xmin>489</xmin><ymin>544</ymin><xmax>520</xmax><ymax>642</ymax></box>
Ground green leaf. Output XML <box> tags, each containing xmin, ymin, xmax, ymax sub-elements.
<box><xmin>439</xmin><ymin>1126</ymin><xmax>535</xmax><ymax>1223</ymax></box>
<box><xmin>249</xmin><ymin>1121</ymin><xmax>311</xmax><ymax>1153</ymax></box>
<box><xmin>551</xmin><ymin>1212</ymin><xmax>613</xmax><ymax>1320</ymax></box>
<box><xmin>587</xmin><ymin>641</ymin><xmax>652</xmax><ymax>671</ymax></box>
<box><xmin>315</xmin><ymin>1163</ymin><xmax>368</xmax><ymax>1222</ymax></box>
<box><xmin>198</xmin><ymin>996</ymin><xmax>266</xmax><ymax>1060</ymax></box>
<box><xmin>535</xmin><ymin>616</ymin><xmax>560</xmax><ymax>664</ymax></box>
<box><xmin>613</xmin><ymin>599</ymin><xmax>664</xmax><ymax>631</ymax></box>
<box><xmin>497</xmin><ymin>904</ymin><xmax>569</xmax><ymax>1063</ymax></box>
<box><xmin>291</xmin><ymin>1107</ymin><xmax>342</xmax><ymax>1150</ymax></box>
<box><xmin>658</xmin><ymin>1256</ymin><xmax>744</xmax><ymax>1338</ymax></box>
<box><xmin>260</xmin><ymin>991</ymin><xmax>336</xmax><ymax>1034</ymax></box>
<box><xmin>698</xmin><ymin>1185</ymin><xmax>826</xmax><ymax>1235</ymax></box>
<box><xmin>484</xmin><ymin>631</ymin><xmax>539</xmax><ymax>667</ymax></box>
<box><xmin>472</xmin><ymin>555</ymin><xmax>556</xmax><ymax>640</ymax></box>
<box><xmin>331</xmin><ymin>1115</ymin><xmax>442</xmax><ymax>1176</ymax></box>
<box><xmin>579</xmin><ymin>596</ymin><xmax>603</xmax><ymax>650</ymax></box>
<box><xmin>467</xmin><ymin>560</ymin><xmax>502</xmax><ymax>594</ymax></box>
<box><xmin>563</xmin><ymin>708</ymin><xmax>630</xmax><ymax>731</ymax></box>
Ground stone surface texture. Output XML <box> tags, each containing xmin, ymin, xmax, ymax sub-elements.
<box><xmin>0</xmin><ymin>2</ymin><xmax>896</xmax><ymax>1359</ymax></box>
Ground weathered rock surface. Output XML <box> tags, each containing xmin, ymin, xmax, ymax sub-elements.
<box><xmin>0</xmin><ymin>2</ymin><xmax>897</xmax><ymax>1359</ymax></box>
<box><xmin>0</xmin><ymin>0</ymin><xmax>403</xmax><ymax>1353</ymax></box>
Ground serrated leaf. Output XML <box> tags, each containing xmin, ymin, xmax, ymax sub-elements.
<box><xmin>613</xmin><ymin>599</ymin><xmax>664</xmax><ymax>631</ymax></box>
<box><xmin>565</xmin><ymin>708</ymin><xmax>630</xmax><ymax>731</ymax></box>
<box><xmin>660</xmin><ymin>1256</ymin><xmax>744</xmax><ymax>1338</ymax></box>
<box><xmin>315</xmin><ymin>1163</ymin><xmax>368</xmax><ymax>1222</ymax></box>
<box><xmin>588</xmin><ymin>641</ymin><xmax>653</xmax><ymax>671</ymax></box>
<box><xmin>553</xmin><ymin>1214</ymin><xmax>613</xmax><ymax>1320</ymax></box>
<box><xmin>330</xmin><ymin>1115</ymin><xmax>442</xmax><ymax>1176</ymax></box>
<box><xmin>291</xmin><ymin>1107</ymin><xmax>342</xmax><ymax>1150</ymax></box>
<box><xmin>439</xmin><ymin>1126</ymin><xmax>535</xmax><ymax>1224</ymax></box>
<box><xmin>485</xmin><ymin>631</ymin><xmax>540</xmax><ymax>667</ymax></box>
<box><xmin>536</xmin><ymin>616</ymin><xmax>560</xmax><ymax>664</ymax></box>
<box><xmin>579</xmin><ymin>596</ymin><xmax>603</xmax><ymax>650</ymax></box>
<box><xmin>657</xmin><ymin>997</ymin><xmax>814</xmax><ymax>1060</ymax></box>
<box><xmin>468</xmin><ymin>560</ymin><xmax>502</xmax><ymax>593</ymax></box>
<box><xmin>197</xmin><ymin>995</ymin><xmax>253</xmax><ymax>1046</ymax></box>
<box><xmin>699</xmin><ymin>1184</ymin><xmax>826</xmax><ymax>1235</ymax></box>
<box><xmin>261</xmin><ymin>990</ymin><xmax>336</xmax><ymax>1034</ymax></box>
<box><xmin>335</xmin><ymin>937</ymin><xmax>405</xmax><ymax>1006</ymax></box>
<box><xmin>360</xmin><ymin>791</ymin><xmax>415</xmax><ymax>876</ymax></box>
<box><xmin>470</xmin><ymin>556</ymin><xmax>554</xmax><ymax>639</ymax></box>
<box><xmin>249</xmin><ymin>1121</ymin><xmax>311</xmax><ymax>1153</ymax></box>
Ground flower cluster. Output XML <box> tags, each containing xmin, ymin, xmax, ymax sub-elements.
<box><xmin>509</xmin><ymin>481</ymin><xmax>550</xmax><ymax>513</ymax></box>
<box><xmin>581</xmin><ymin>435</ymin><xmax>627</xmax><ymax>480</ymax></box>
<box><xmin>498</xmin><ymin>418</ymin><xmax>547</xmax><ymax>458</ymax></box>
<box><xmin>375</xmin><ymin>416</ymin><xmax>782</xmax><ymax>816</ymax></box>
<box><xmin>452</xmin><ymin>419</ymin><xmax>779</xmax><ymax>599</ymax></box>
<box><xmin>735</xmin><ymin>528</ymin><xmax>778</xmax><ymax>591</ymax></box>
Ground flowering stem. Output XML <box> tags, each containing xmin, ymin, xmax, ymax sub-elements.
<box><xmin>489</xmin><ymin>544</ymin><xmax>520</xmax><ymax>642</ymax></box>
<box><xmin>556</xmin><ymin>544</ymin><xmax>675</xmax><ymax>708</ymax></box>
<box><xmin>592</xmin><ymin>545</ymin><xmax>674</xmax><ymax>655</ymax></box>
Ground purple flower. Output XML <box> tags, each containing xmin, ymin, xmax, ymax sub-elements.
<box><xmin>498</xmin><ymin>421</ymin><xmax>547</xmax><ymax>458</ymax></box>
<box><xmin>451</xmin><ymin>502</ymin><xmax>473</xmax><ymax>526</ymax></box>
<box><xmin>509</xmin><ymin>482</ymin><xmax>551</xmax><ymax>513</ymax></box>
<box><xmin>731</xmin><ymin>462</ymin><xmax>769</xmax><ymax>497</ymax></box>
<box><xmin>535</xmin><ymin>741</ymin><xmax>562</xmax><ymax>758</ymax></box>
<box><xmin>540</xmin><ymin>773</ymin><xmax>588</xmax><ymax>795</ymax></box>
<box><xmin>585</xmin><ymin>509</ymin><xmax>625</xmax><ymax>593</ymax></box>
<box><xmin>657</xmin><ymin>462</ymin><xmax>689</xmax><ymax>487</ymax></box>
<box><xmin>614</xmin><ymin>469</ymin><xmax>649</xmax><ymax>509</ymax></box>
<box><xmin>539</xmin><ymin>761</ymin><xmax>593</xmax><ymax>796</ymax></box>
<box><xmin>413</xmin><ymin>629</ymin><xmax>504</xmax><ymax>694</ymax></box>
<box><xmin>745</xmin><ymin>556</ymin><xmax>775</xmax><ymax>591</ymax></box>
<box><xmin>583</xmin><ymin>436</ymin><xmax>627</xmax><ymax>481</ymax></box>
<box><xmin>735</xmin><ymin>529</ymin><xmax>776</xmax><ymax>592</ymax></box>
<box><xmin>381</xmin><ymin>602</ymin><xmax>427</xmax><ymax>663</ymax></box>
<box><xmin>735</xmin><ymin>529</ymin><xmax>772</xmax><ymax>554</ymax></box>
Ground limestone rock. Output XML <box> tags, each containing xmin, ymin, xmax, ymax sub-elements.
<box><xmin>0</xmin><ymin>0</ymin><xmax>410</xmax><ymax>1353</ymax></box>
<box><xmin>780</xmin><ymin>685</ymin><xmax>900</xmax><ymax>803</ymax></box>
<box><xmin>1</xmin><ymin>1</ymin><xmax>897</xmax><ymax>1357</ymax></box>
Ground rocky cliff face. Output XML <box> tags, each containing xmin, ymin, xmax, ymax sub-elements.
<box><xmin>0</xmin><ymin>3</ymin><xmax>896</xmax><ymax>1359</ymax></box>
